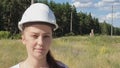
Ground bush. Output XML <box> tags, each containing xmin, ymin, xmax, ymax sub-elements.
<box><xmin>10</xmin><ymin>34</ymin><xmax>21</xmax><ymax>39</ymax></box>
<box><xmin>65</xmin><ymin>32</ymin><xmax>75</xmax><ymax>36</ymax></box>
<box><xmin>0</xmin><ymin>31</ymin><xmax>21</xmax><ymax>39</ymax></box>
<box><xmin>0</xmin><ymin>31</ymin><xmax>10</xmax><ymax>39</ymax></box>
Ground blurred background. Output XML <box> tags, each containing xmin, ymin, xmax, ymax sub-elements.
<box><xmin>0</xmin><ymin>0</ymin><xmax>120</xmax><ymax>38</ymax></box>
<box><xmin>0</xmin><ymin>0</ymin><xmax>120</xmax><ymax>68</ymax></box>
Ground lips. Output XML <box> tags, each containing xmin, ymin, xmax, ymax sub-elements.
<box><xmin>34</xmin><ymin>48</ymin><xmax>45</xmax><ymax>53</ymax></box>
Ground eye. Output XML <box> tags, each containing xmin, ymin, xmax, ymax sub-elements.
<box><xmin>32</xmin><ymin>34</ymin><xmax>38</xmax><ymax>38</ymax></box>
<box><xmin>43</xmin><ymin>35</ymin><xmax>50</xmax><ymax>38</ymax></box>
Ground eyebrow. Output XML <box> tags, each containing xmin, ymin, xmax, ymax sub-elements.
<box><xmin>30</xmin><ymin>32</ymin><xmax>51</xmax><ymax>35</ymax></box>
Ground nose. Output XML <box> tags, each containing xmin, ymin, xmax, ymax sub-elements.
<box><xmin>37</xmin><ymin>36</ymin><xmax>44</xmax><ymax>46</ymax></box>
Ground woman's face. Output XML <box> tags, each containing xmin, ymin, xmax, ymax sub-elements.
<box><xmin>22</xmin><ymin>24</ymin><xmax>52</xmax><ymax>59</ymax></box>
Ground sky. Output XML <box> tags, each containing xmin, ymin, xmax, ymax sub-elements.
<box><xmin>50</xmin><ymin>0</ymin><xmax>120</xmax><ymax>28</ymax></box>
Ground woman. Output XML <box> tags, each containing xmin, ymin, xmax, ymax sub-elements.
<box><xmin>11</xmin><ymin>3</ymin><xmax>68</xmax><ymax>68</ymax></box>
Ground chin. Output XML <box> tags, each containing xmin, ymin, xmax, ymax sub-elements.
<box><xmin>34</xmin><ymin>52</ymin><xmax>47</xmax><ymax>59</ymax></box>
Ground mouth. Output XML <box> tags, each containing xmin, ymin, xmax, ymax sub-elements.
<box><xmin>34</xmin><ymin>48</ymin><xmax>45</xmax><ymax>53</ymax></box>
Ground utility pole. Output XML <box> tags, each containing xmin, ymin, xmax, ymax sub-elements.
<box><xmin>111</xmin><ymin>5</ymin><xmax>113</xmax><ymax>36</ymax></box>
<box><xmin>31</xmin><ymin>0</ymin><xmax>34</xmax><ymax>4</ymax></box>
<box><xmin>70</xmin><ymin>9</ymin><xmax>73</xmax><ymax>33</ymax></box>
<box><xmin>70</xmin><ymin>6</ymin><xmax>73</xmax><ymax>33</ymax></box>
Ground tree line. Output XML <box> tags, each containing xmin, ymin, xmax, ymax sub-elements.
<box><xmin>0</xmin><ymin>0</ymin><xmax>120</xmax><ymax>38</ymax></box>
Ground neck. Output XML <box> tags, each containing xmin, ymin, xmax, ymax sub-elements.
<box><xmin>23</xmin><ymin>56</ymin><xmax>49</xmax><ymax>68</ymax></box>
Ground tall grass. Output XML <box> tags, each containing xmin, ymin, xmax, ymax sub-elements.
<box><xmin>0</xmin><ymin>40</ymin><xmax>26</xmax><ymax>68</ymax></box>
<box><xmin>0</xmin><ymin>36</ymin><xmax>120</xmax><ymax>68</ymax></box>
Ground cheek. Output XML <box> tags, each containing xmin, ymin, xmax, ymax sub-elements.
<box><xmin>22</xmin><ymin>36</ymin><xmax>37</xmax><ymax>48</ymax></box>
<box><xmin>44</xmin><ymin>38</ymin><xmax>52</xmax><ymax>45</ymax></box>
<box><xmin>25</xmin><ymin>40</ymin><xmax>37</xmax><ymax>53</ymax></box>
<box><xmin>43</xmin><ymin>39</ymin><xmax>52</xmax><ymax>50</ymax></box>
<box><xmin>26</xmin><ymin>40</ymin><xmax>37</xmax><ymax>48</ymax></box>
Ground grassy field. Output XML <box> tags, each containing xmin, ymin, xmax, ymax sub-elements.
<box><xmin>0</xmin><ymin>35</ymin><xmax>120</xmax><ymax>68</ymax></box>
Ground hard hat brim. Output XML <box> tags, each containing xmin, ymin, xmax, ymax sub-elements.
<box><xmin>18</xmin><ymin>21</ymin><xmax>58</xmax><ymax>31</ymax></box>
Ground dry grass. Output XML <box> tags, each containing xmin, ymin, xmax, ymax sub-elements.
<box><xmin>0</xmin><ymin>36</ymin><xmax>120</xmax><ymax>68</ymax></box>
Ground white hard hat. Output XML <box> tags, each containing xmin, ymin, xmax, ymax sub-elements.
<box><xmin>18</xmin><ymin>3</ymin><xmax>58</xmax><ymax>31</ymax></box>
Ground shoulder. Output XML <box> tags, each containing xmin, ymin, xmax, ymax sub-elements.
<box><xmin>10</xmin><ymin>63</ymin><xmax>19</xmax><ymax>68</ymax></box>
<box><xmin>57</xmin><ymin>61</ymin><xmax>68</xmax><ymax>68</ymax></box>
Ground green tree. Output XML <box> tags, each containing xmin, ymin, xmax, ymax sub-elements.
<box><xmin>0</xmin><ymin>0</ymin><xmax>4</xmax><ymax>30</ymax></box>
<box><xmin>0</xmin><ymin>0</ymin><xmax>119</xmax><ymax>38</ymax></box>
<box><xmin>48</xmin><ymin>2</ymin><xmax>73</xmax><ymax>36</ymax></box>
<box><xmin>1</xmin><ymin>0</ymin><xmax>31</xmax><ymax>34</ymax></box>
<box><xmin>100</xmin><ymin>21</ymin><xmax>111</xmax><ymax>35</ymax></box>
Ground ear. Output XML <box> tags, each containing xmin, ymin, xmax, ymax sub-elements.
<box><xmin>21</xmin><ymin>35</ymin><xmax>26</xmax><ymax>45</ymax></box>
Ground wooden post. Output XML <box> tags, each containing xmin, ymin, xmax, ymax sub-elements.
<box><xmin>90</xmin><ymin>29</ymin><xmax>94</xmax><ymax>37</ymax></box>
